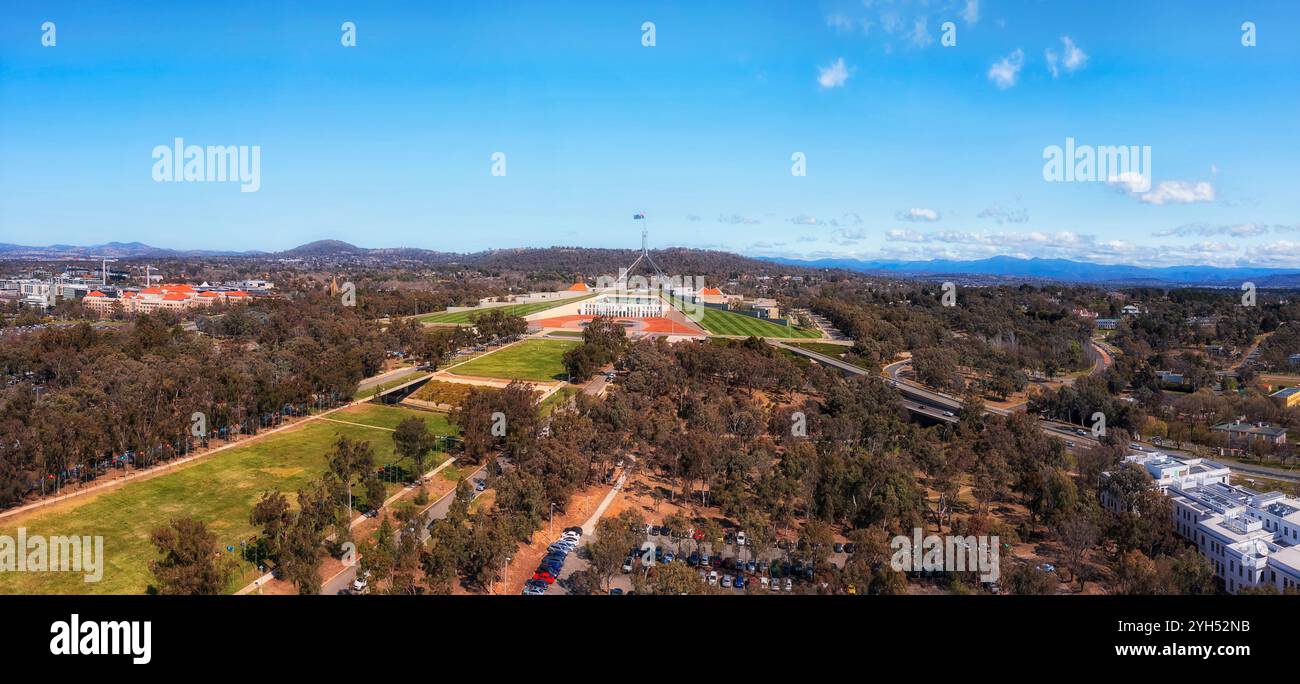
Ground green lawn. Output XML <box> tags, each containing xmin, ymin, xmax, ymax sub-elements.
<box><xmin>447</xmin><ymin>338</ymin><xmax>578</xmax><ymax>382</ymax></box>
<box><xmin>789</xmin><ymin>342</ymin><xmax>871</xmax><ymax>369</ymax></box>
<box><xmin>539</xmin><ymin>385</ymin><xmax>582</xmax><ymax>416</ymax></box>
<box><xmin>416</xmin><ymin>295</ymin><xmax>593</xmax><ymax>325</ymax></box>
<box><xmin>0</xmin><ymin>403</ymin><xmax>455</xmax><ymax>595</ymax></box>
<box><xmin>669</xmin><ymin>297</ymin><xmax>821</xmax><ymax>338</ymax></box>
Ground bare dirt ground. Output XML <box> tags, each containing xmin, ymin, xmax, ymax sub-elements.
<box><xmin>487</xmin><ymin>483</ymin><xmax>606</xmax><ymax>595</ymax></box>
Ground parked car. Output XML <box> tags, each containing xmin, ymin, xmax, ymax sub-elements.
<box><xmin>760</xmin><ymin>577</ymin><xmax>770</xmax><ymax>590</ymax></box>
<box><xmin>783</xmin><ymin>577</ymin><xmax>793</xmax><ymax>591</ymax></box>
<box><xmin>736</xmin><ymin>531</ymin><xmax>746</xmax><ymax>546</ymax></box>
<box><xmin>610</xmin><ymin>588</ymin><xmax>623</xmax><ymax>595</ymax></box>
<box><xmin>843</xmin><ymin>543</ymin><xmax>856</xmax><ymax>554</ymax></box>
<box><xmin>352</xmin><ymin>571</ymin><xmax>370</xmax><ymax>594</ymax></box>
<box><xmin>721</xmin><ymin>574</ymin><xmax>733</xmax><ymax>588</ymax></box>
<box><xmin>833</xmin><ymin>543</ymin><xmax>844</xmax><ymax>553</ymax></box>
<box><xmin>688</xmin><ymin>553</ymin><xmax>700</xmax><ymax>567</ymax></box>
<box><xmin>733</xmin><ymin>575</ymin><xmax>746</xmax><ymax>589</ymax></box>
<box><xmin>707</xmin><ymin>571</ymin><xmax>718</xmax><ymax>586</ymax></box>
<box><xmin>622</xmin><ymin>557</ymin><xmax>634</xmax><ymax>573</ymax></box>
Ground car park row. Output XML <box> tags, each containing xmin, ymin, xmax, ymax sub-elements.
<box><xmin>522</xmin><ymin>526</ymin><xmax>584</xmax><ymax>595</ymax></box>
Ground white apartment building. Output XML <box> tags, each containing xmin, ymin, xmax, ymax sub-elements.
<box><xmin>1105</xmin><ymin>451</ymin><xmax>1300</xmax><ymax>593</ymax></box>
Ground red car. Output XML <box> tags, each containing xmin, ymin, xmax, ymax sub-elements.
<box><xmin>532</xmin><ymin>571</ymin><xmax>557</xmax><ymax>584</ymax></box>
<box><xmin>692</xmin><ymin>529</ymin><xmax>704</xmax><ymax>541</ymax></box>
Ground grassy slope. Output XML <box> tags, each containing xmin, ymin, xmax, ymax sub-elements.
<box><xmin>789</xmin><ymin>342</ymin><xmax>871</xmax><ymax>369</ymax></box>
<box><xmin>447</xmin><ymin>338</ymin><xmax>579</xmax><ymax>382</ymax></box>
<box><xmin>667</xmin><ymin>296</ymin><xmax>821</xmax><ymax>338</ymax></box>
<box><xmin>416</xmin><ymin>295</ymin><xmax>593</xmax><ymax>324</ymax></box>
<box><xmin>0</xmin><ymin>403</ymin><xmax>454</xmax><ymax>595</ymax></box>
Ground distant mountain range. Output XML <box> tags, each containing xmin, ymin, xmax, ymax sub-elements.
<box><xmin>761</xmin><ymin>255</ymin><xmax>1300</xmax><ymax>287</ymax></box>
<box><xmin>0</xmin><ymin>241</ymin><xmax>262</xmax><ymax>258</ymax></box>
<box><xmin>7</xmin><ymin>240</ymin><xmax>1300</xmax><ymax>287</ymax></box>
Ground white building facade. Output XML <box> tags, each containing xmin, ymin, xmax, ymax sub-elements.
<box><xmin>1106</xmin><ymin>452</ymin><xmax>1300</xmax><ymax>594</ymax></box>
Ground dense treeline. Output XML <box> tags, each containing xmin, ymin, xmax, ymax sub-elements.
<box><xmin>0</xmin><ymin>296</ymin><xmax>389</xmax><ymax>508</ymax></box>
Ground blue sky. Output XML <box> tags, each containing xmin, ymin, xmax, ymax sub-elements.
<box><xmin>1</xmin><ymin>0</ymin><xmax>1298</xmax><ymax>266</ymax></box>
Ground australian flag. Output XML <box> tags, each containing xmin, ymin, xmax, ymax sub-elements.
<box><xmin>633</xmin><ymin>212</ymin><xmax>646</xmax><ymax>220</ymax></box>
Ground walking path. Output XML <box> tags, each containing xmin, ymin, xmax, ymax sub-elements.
<box><xmin>236</xmin><ymin>455</ymin><xmax>461</xmax><ymax>595</ymax></box>
<box><xmin>319</xmin><ymin>417</ymin><xmax>396</xmax><ymax>432</ymax></box>
<box><xmin>581</xmin><ymin>473</ymin><xmax>628</xmax><ymax>536</ymax></box>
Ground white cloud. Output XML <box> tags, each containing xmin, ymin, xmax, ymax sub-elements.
<box><xmin>835</xmin><ymin>226</ymin><xmax>867</xmax><ymax>241</ymax></box>
<box><xmin>1106</xmin><ymin>171</ymin><xmax>1151</xmax><ymax>195</ymax></box>
<box><xmin>825</xmin><ymin>15</ymin><xmax>855</xmax><ymax>33</ymax></box>
<box><xmin>1107</xmin><ymin>173</ymin><xmax>1214</xmax><ymax>205</ymax></box>
<box><xmin>1153</xmin><ymin>222</ymin><xmax>1270</xmax><ymax>238</ymax></box>
<box><xmin>908</xmin><ymin>17</ymin><xmax>933</xmax><ymax>47</ymax></box>
<box><xmin>1046</xmin><ymin>36</ymin><xmax>1088</xmax><ymax>78</ymax></box>
<box><xmin>880</xmin><ymin>11</ymin><xmax>903</xmax><ymax>34</ymax></box>
<box><xmin>817</xmin><ymin>57</ymin><xmax>850</xmax><ymax>89</ymax></box>
<box><xmin>977</xmin><ymin>204</ymin><xmax>1029</xmax><ymax>224</ymax></box>
<box><xmin>787</xmin><ymin>212</ymin><xmax>864</xmax><ymax>228</ymax></box>
<box><xmin>1139</xmin><ymin>180</ymin><xmax>1216</xmax><ymax>205</ymax></box>
<box><xmin>717</xmin><ymin>213</ymin><xmax>761</xmax><ymax>225</ymax></box>
<box><xmin>960</xmin><ymin>0</ymin><xmax>980</xmax><ymax>26</ymax></box>
<box><xmin>987</xmin><ymin>49</ymin><xmax>1024</xmax><ymax>89</ymax></box>
<box><xmin>896</xmin><ymin>207</ymin><xmax>941</xmax><ymax>222</ymax></box>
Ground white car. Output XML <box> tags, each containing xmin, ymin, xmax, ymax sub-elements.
<box><xmin>707</xmin><ymin>571</ymin><xmax>718</xmax><ymax>586</ymax></box>
<box><xmin>760</xmin><ymin>577</ymin><xmax>770</xmax><ymax>590</ymax></box>
<box><xmin>783</xmin><ymin>577</ymin><xmax>793</xmax><ymax>591</ymax></box>
<box><xmin>736</xmin><ymin>531</ymin><xmax>746</xmax><ymax>546</ymax></box>
<box><xmin>352</xmin><ymin>571</ymin><xmax>370</xmax><ymax>594</ymax></box>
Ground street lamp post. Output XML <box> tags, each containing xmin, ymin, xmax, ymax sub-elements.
<box><xmin>549</xmin><ymin>502</ymin><xmax>556</xmax><ymax>537</ymax></box>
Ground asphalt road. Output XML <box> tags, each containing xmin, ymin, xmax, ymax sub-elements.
<box><xmin>327</xmin><ymin>462</ymin><xmax>489</xmax><ymax>595</ymax></box>
<box><xmin>355</xmin><ymin>365</ymin><xmax>424</xmax><ymax>393</ymax></box>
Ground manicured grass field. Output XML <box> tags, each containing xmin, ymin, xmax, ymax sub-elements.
<box><xmin>669</xmin><ymin>297</ymin><xmax>821</xmax><ymax>338</ymax></box>
<box><xmin>789</xmin><ymin>342</ymin><xmax>871</xmax><ymax>368</ymax></box>
<box><xmin>0</xmin><ymin>403</ymin><xmax>454</xmax><ymax>595</ymax></box>
<box><xmin>448</xmin><ymin>338</ymin><xmax>578</xmax><ymax>382</ymax></box>
<box><xmin>416</xmin><ymin>295</ymin><xmax>593</xmax><ymax>325</ymax></box>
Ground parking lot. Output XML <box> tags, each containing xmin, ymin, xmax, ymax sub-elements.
<box><xmin>551</xmin><ymin>524</ymin><xmax>854</xmax><ymax>595</ymax></box>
